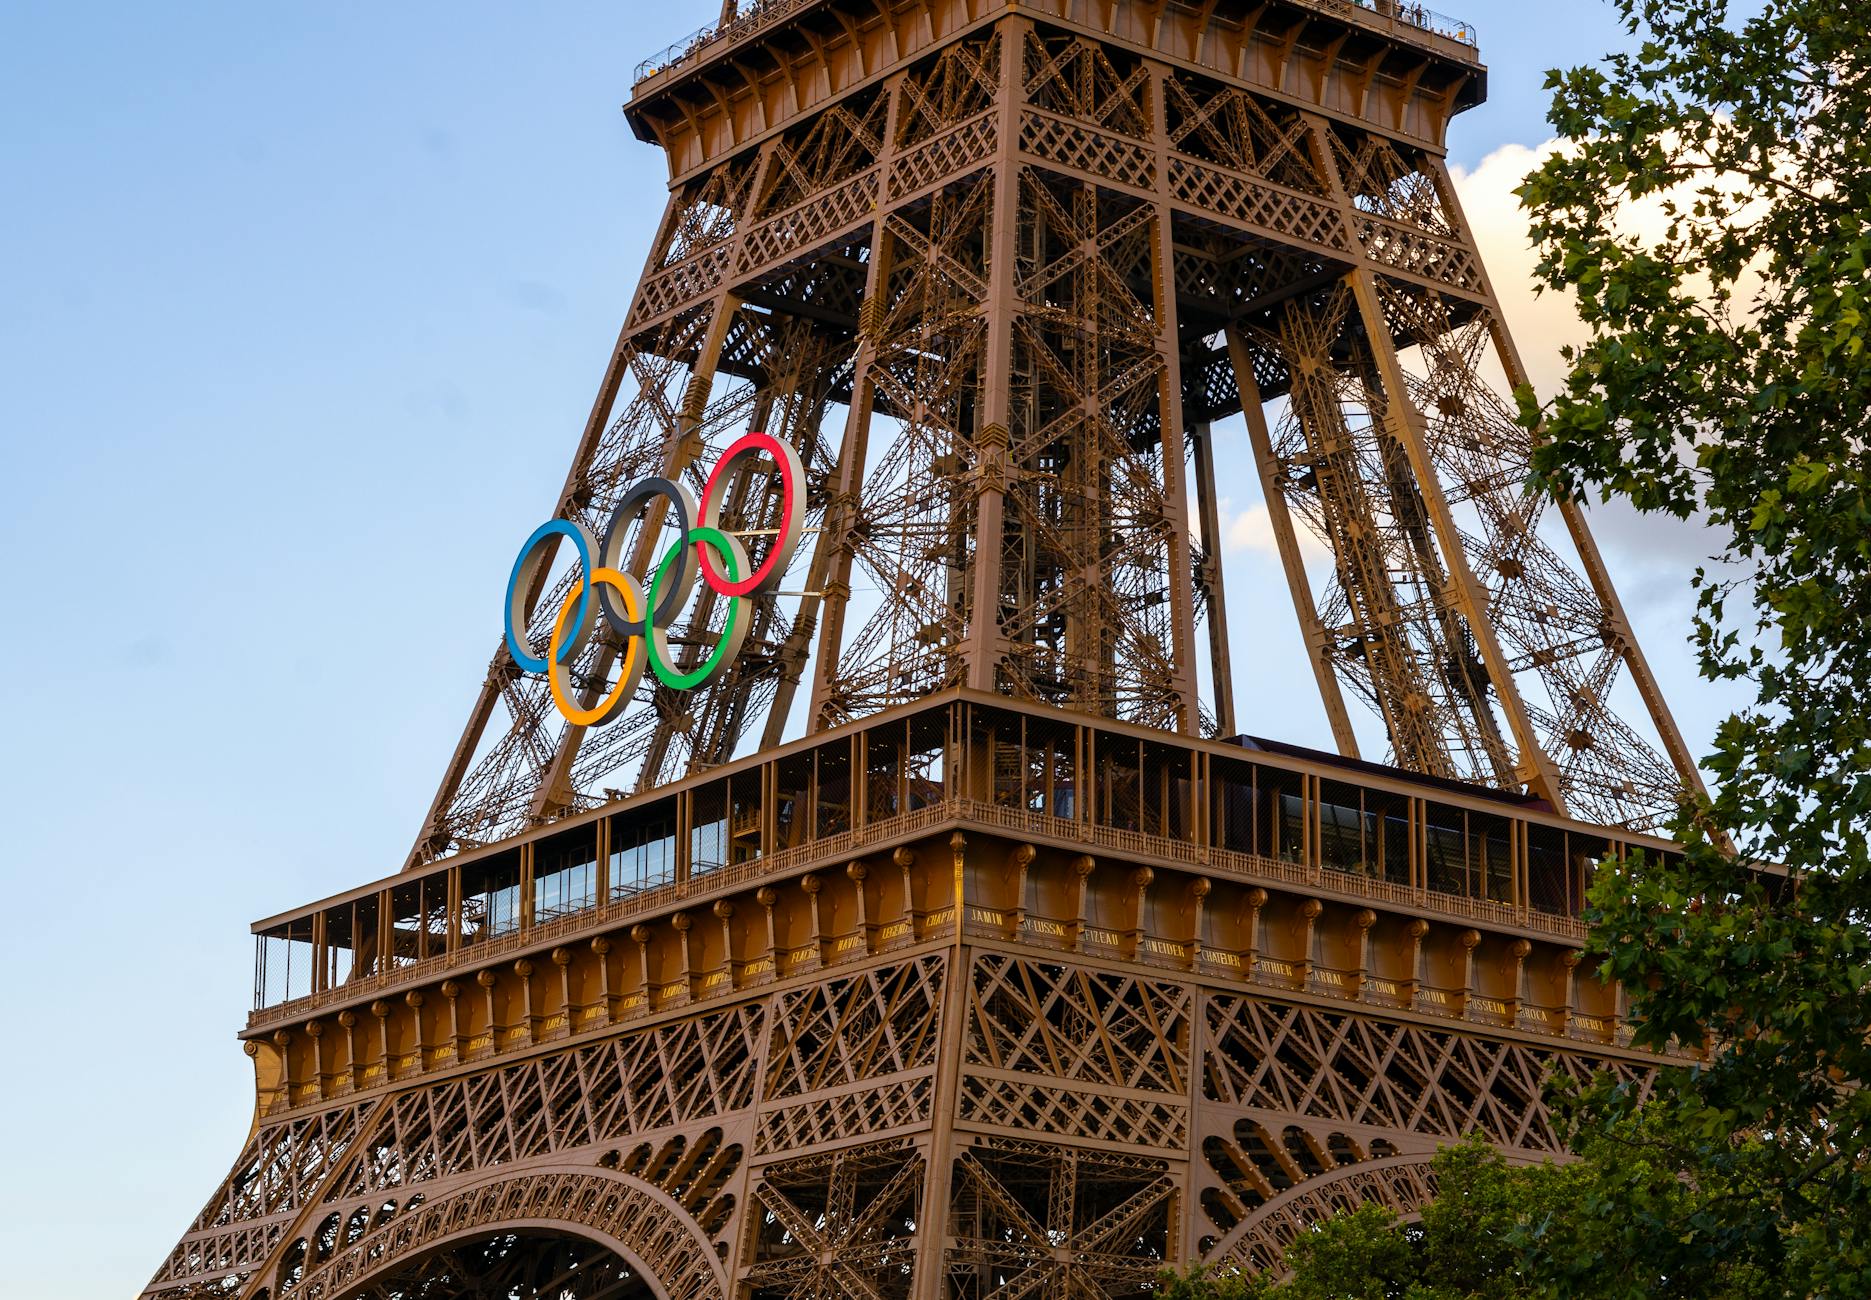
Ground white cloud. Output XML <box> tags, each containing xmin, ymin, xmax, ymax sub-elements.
<box><xmin>1447</xmin><ymin>140</ymin><xmax>1581</xmax><ymax>399</ymax></box>
<box><xmin>1448</xmin><ymin>139</ymin><xmax>1736</xmax><ymax>576</ymax></box>
<box><xmin>1212</xmin><ymin>497</ymin><xmax>1335</xmax><ymax>566</ymax></box>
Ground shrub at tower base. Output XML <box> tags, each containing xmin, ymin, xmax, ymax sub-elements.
<box><xmin>1172</xmin><ymin>1</ymin><xmax>1871</xmax><ymax>1295</ymax></box>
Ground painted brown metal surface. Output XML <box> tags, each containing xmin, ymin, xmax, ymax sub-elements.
<box><xmin>155</xmin><ymin>693</ymin><xmax>1681</xmax><ymax>1298</ymax></box>
<box><xmin>148</xmin><ymin>3</ymin><xmax>1706</xmax><ymax>1296</ymax></box>
<box><xmin>409</xmin><ymin>0</ymin><xmax>1693</xmax><ymax>863</ymax></box>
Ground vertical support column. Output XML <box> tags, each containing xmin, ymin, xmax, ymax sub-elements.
<box><xmin>311</xmin><ymin>910</ymin><xmax>328</xmax><ymax>995</ymax></box>
<box><xmin>594</xmin><ymin>813</ymin><xmax>611</xmax><ymax>906</ymax></box>
<box><xmin>962</xmin><ymin>17</ymin><xmax>1029</xmax><ymax>692</ymax></box>
<box><xmin>446</xmin><ymin>865</ymin><xmax>463</xmax><ymax>954</ymax></box>
<box><xmin>519</xmin><ymin>840</ymin><xmax>536</xmax><ymax>931</ymax></box>
<box><xmin>1225</xmin><ymin>328</ymin><xmax>1362</xmax><ymax>758</ymax></box>
<box><xmin>1188</xmin><ymin>421</ymin><xmax>1238</xmax><ymax>736</ymax></box>
<box><xmin>1148</xmin><ymin>63</ymin><xmax>1204</xmax><ymax>733</ymax></box>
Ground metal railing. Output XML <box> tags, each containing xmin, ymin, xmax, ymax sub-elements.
<box><xmin>632</xmin><ymin>0</ymin><xmax>1476</xmax><ymax>89</ymax></box>
<box><xmin>1343</xmin><ymin>0</ymin><xmax>1477</xmax><ymax>47</ymax></box>
<box><xmin>632</xmin><ymin>0</ymin><xmax>824</xmax><ymax>85</ymax></box>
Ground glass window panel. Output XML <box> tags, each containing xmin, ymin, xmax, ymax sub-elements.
<box><xmin>1143</xmin><ymin>742</ymin><xmax>1193</xmax><ymax>840</ymax></box>
<box><xmin>459</xmin><ymin>854</ymin><xmax>522</xmax><ymax>947</ymax></box>
<box><xmin>774</xmin><ymin>752</ymin><xmax>813</xmax><ymax>851</ymax></box>
<box><xmin>1370</xmin><ymin>792</ymin><xmax>1411</xmax><ymax>886</ymax></box>
<box><xmin>907</xmin><ymin>710</ymin><xmax>948</xmax><ymax>811</ymax></box>
<box><xmin>342</xmin><ymin>895</ymin><xmax>380</xmax><ymax>983</ymax></box>
<box><xmin>1097</xmin><ymin>733</ymin><xmax>1143</xmax><ymax>831</ymax></box>
<box><xmin>535</xmin><ymin>835</ymin><xmax>598</xmax><ymax>923</ymax></box>
<box><xmin>816</xmin><ymin>741</ymin><xmax>851</xmax><ymax>837</ymax></box>
<box><xmin>1472</xmin><ymin>812</ymin><xmax>1514</xmax><ymax>904</ymax></box>
<box><xmin>1024</xmin><ymin>723</ymin><xmax>1050</xmax><ymax>813</ymax></box>
<box><xmin>1043</xmin><ymin>722</ymin><xmax>1075</xmax><ymax>820</ymax></box>
<box><xmin>321</xmin><ymin>898</ymin><xmax>378</xmax><ymax>989</ymax></box>
<box><xmin>386</xmin><ymin>881</ymin><xmax>429</xmax><ymax>969</ymax></box>
<box><xmin>256</xmin><ymin>919</ymin><xmax>316</xmax><ymax>1008</ymax></box>
<box><xmin>729</xmin><ymin>772</ymin><xmax>762</xmax><ymax>864</ymax></box>
<box><xmin>1318</xmin><ymin>779</ymin><xmax>1370</xmax><ymax>874</ymax></box>
<box><xmin>1528</xmin><ymin>825</ymin><xmax>1570</xmax><ymax>915</ymax></box>
<box><xmin>610</xmin><ymin>803</ymin><xmax>677</xmax><ymax>898</ymax></box>
<box><xmin>1256</xmin><ymin>767</ymin><xmax>1302</xmax><ymax>861</ymax></box>
<box><xmin>990</xmin><ymin>719</ymin><xmax>1022</xmax><ymax>809</ymax></box>
<box><xmin>866</xmin><ymin>724</ymin><xmax>903</xmax><ymax>824</ymax></box>
<box><xmin>691</xmin><ymin>780</ymin><xmax>730</xmax><ymax>877</ymax></box>
<box><xmin>1423</xmin><ymin>803</ymin><xmax>1468</xmax><ymax>896</ymax></box>
<box><xmin>1213</xmin><ymin>759</ymin><xmax>1255</xmax><ymax>854</ymax></box>
<box><xmin>1279</xmin><ymin>792</ymin><xmax>1307</xmax><ymax>864</ymax></box>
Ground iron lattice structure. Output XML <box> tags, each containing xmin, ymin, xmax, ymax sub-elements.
<box><xmin>408</xmin><ymin>0</ymin><xmax>1704</xmax><ymax>864</ymax></box>
<box><xmin>147</xmin><ymin>3</ymin><xmax>1710</xmax><ymax>1298</ymax></box>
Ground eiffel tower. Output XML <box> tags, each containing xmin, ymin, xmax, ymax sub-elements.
<box><xmin>147</xmin><ymin>3</ymin><xmax>1706</xmax><ymax>1298</ymax></box>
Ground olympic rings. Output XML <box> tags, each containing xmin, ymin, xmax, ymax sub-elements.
<box><xmin>502</xmin><ymin>431</ymin><xmax>802</xmax><ymax>725</ymax></box>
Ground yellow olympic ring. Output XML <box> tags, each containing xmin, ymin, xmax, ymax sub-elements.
<box><xmin>546</xmin><ymin>566</ymin><xmax>646</xmax><ymax>728</ymax></box>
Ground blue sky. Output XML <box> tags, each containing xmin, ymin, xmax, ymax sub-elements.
<box><xmin>0</xmin><ymin>3</ymin><xmax>1737</xmax><ymax>1295</ymax></box>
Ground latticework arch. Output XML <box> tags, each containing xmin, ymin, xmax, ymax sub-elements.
<box><xmin>290</xmin><ymin>1167</ymin><xmax>725</xmax><ymax>1300</ymax></box>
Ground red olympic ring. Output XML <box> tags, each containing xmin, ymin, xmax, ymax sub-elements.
<box><xmin>696</xmin><ymin>431</ymin><xmax>806</xmax><ymax>598</ymax></box>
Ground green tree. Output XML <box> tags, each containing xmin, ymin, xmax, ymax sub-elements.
<box><xmin>1162</xmin><ymin>1133</ymin><xmax>1767</xmax><ymax>1299</ymax></box>
<box><xmin>1511</xmin><ymin>0</ymin><xmax>1871</xmax><ymax>1294</ymax></box>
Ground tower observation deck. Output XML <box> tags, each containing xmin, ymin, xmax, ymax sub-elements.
<box><xmin>145</xmin><ymin>5</ymin><xmax>1709</xmax><ymax>1299</ymax></box>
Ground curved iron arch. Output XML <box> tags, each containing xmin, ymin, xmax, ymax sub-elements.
<box><xmin>1210</xmin><ymin>1152</ymin><xmax>1441</xmax><ymax>1277</ymax></box>
<box><xmin>290</xmin><ymin>1166</ymin><xmax>726</xmax><ymax>1300</ymax></box>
